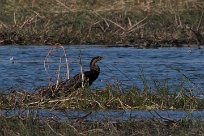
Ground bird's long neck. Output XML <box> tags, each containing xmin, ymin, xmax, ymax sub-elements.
<box><xmin>90</xmin><ymin>60</ymin><xmax>100</xmax><ymax>73</ymax></box>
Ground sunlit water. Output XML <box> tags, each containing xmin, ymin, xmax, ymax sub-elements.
<box><xmin>0</xmin><ymin>45</ymin><xmax>204</xmax><ymax>97</ymax></box>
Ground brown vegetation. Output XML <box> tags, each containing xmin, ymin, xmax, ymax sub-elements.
<box><xmin>0</xmin><ymin>0</ymin><xmax>204</xmax><ymax>46</ymax></box>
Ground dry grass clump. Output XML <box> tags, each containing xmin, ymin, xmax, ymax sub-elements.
<box><xmin>0</xmin><ymin>83</ymin><xmax>201</xmax><ymax>110</ymax></box>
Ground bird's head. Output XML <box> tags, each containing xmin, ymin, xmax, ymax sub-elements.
<box><xmin>92</xmin><ymin>56</ymin><xmax>103</xmax><ymax>62</ymax></box>
<box><xmin>90</xmin><ymin>56</ymin><xmax>103</xmax><ymax>70</ymax></box>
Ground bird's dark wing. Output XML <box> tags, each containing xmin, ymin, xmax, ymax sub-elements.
<box><xmin>59</xmin><ymin>73</ymin><xmax>82</xmax><ymax>91</ymax></box>
<box><xmin>37</xmin><ymin>73</ymin><xmax>84</xmax><ymax>97</ymax></box>
<box><xmin>58</xmin><ymin>71</ymin><xmax>91</xmax><ymax>93</ymax></box>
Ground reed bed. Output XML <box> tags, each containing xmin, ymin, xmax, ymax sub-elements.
<box><xmin>0</xmin><ymin>0</ymin><xmax>204</xmax><ymax>46</ymax></box>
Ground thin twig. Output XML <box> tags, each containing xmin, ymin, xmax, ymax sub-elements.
<box><xmin>44</xmin><ymin>45</ymin><xmax>70</xmax><ymax>86</ymax></box>
<box><xmin>13</xmin><ymin>12</ymin><xmax>16</xmax><ymax>25</ymax></box>
<box><xmin>197</xmin><ymin>11</ymin><xmax>204</xmax><ymax>31</ymax></box>
<box><xmin>46</xmin><ymin>122</ymin><xmax>64</xmax><ymax>136</ymax></box>
<box><xmin>152</xmin><ymin>110</ymin><xmax>177</xmax><ymax>123</ymax></box>
<box><xmin>107</xmin><ymin>19</ymin><xmax>126</xmax><ymax>31</ymax></box>
<box><xmin>44</xmin><ymin>47</ymin><xmax>54</xmax><ymax>85</ymax></box>
<box><xmin>55</xmin><ymin>0</ymin><xmax>74</xmax><ymax>12</ymax></box>
<box><xmin>61</xmin><ymin>46</ymin><xmax>70</xmax><ymax>79</ymax></box>
<box><xmin>128</xmin><ymin>16</ymin><xmax>148</xmax><ymax>31</ymax></box>
<box><xmin>55</xmin><ymin>57</ymin><xmax>62</xmax><ymax>90</ymax></box>
<box><xmin>76</xmin><ymin>111</ymin><xmax>92</xmax><ymax>122</ymax></box>
<box><xmin>79</xmin><ymin>56</ymin><xmax>84</xmax><ymax>88</ymax></box>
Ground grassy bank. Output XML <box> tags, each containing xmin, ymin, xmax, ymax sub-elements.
<box><xmin>1</xmin><ymin>83</ymin><xmax>203</xmax><ymax>110</ymax></box>
<box><xmin>1</xmin><ymin>85</ymin><xmax>204</xmax><ymax>135</ymax></box>
<box><xmin>1</xmin><ymin>80</ymin><xmax>204</xmax><ymax>135</ymax></box>
<box><xmin>0</xmin><ymin>116</ymin><xmax>204</xmax><ymax>136</ymax></box>
<box><xmin>0</xmin><ymin>0</ymin><xmax>204</xmax><ymax>46</ymax></box>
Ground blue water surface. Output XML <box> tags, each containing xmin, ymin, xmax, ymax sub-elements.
<box><xmin>0</xmin><ymin>45</ymin><xmax>204</xmax><ymax>96</ymax></box>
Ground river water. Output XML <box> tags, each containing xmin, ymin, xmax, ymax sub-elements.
<box><xmin>0</xmin><ymin>45</ymin><xmax>204</xmax><ymax>97</ymax></box>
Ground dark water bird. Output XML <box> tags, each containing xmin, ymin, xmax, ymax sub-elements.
<box><xmin>38</xmin><ymin>56</ymin><xmax>103</xmax><ymax>97</ymax></box>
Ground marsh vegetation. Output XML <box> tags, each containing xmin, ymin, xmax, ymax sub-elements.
<box><xmin>1</xmin><ymin>83</ymin><xmax>204</xmax><ymax>135</ymax></box>
<box><xmin>0</xmin><ymin>0</ymin><xmax>204</xmax><ymax>46</ymax></box>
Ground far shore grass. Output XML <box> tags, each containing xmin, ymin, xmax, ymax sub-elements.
<box><xmin>0</xmin><ymin>0</ymin><xmax>204</xmax><ymax>47</ymax></box>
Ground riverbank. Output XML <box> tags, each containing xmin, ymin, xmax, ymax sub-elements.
<box><xmin>1</xmin><ymin>82</ymin><xmax>204</xmax><ymax>135</ymax></box>
<box><xmin>1</xmin><ymin>85</ymin><xmax>204</xmax><ymax>135</ymax></box>
<box><xmin>0</xmin><ymin>0</ymin><xmax>204</xmax><ymax>47</ymax></box>
<box><xmin>1</xmin><ymin>85</ymin><xmax>204</xmax><ymax>110</ymax></box>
